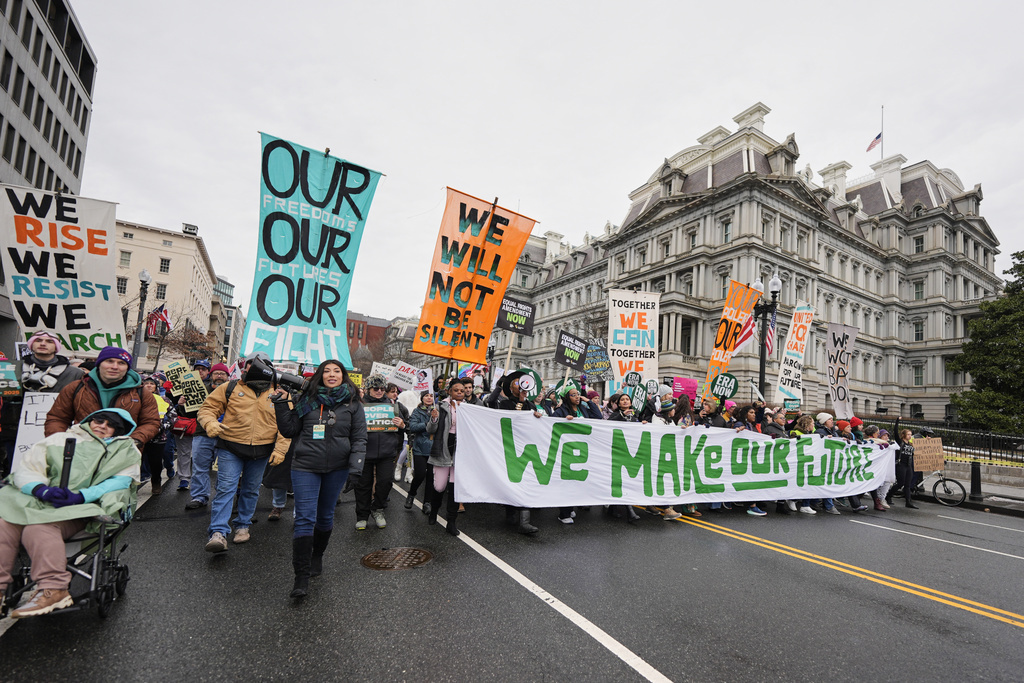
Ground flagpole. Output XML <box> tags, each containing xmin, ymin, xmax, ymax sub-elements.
<box><xmin>880</xmin><ymin>105</ymin><xmax>884</xmax><ymax>159</ymax></box>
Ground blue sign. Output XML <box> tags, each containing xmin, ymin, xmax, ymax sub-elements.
<box><xmin>242</xmin><ymin>134</ymin><xmax>382</xmax><ymax>368</ymax></box>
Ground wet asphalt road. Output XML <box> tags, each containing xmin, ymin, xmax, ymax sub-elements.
<box><xmin>2</xmin><ymin>481</ymin><xmax>1024</xmax><ymax>682</ymax></box>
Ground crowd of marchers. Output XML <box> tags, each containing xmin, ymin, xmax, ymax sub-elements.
<box><xmin>0</xmin><ymin>331</ymin><xmax>930</xmax><ymax>614</ymax></box>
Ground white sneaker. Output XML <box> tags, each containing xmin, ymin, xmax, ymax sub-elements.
<box><xmin>877</xmin><ymin>497</ymin><xmax>890</xmax><ymax>510</ymax></box>
<box><xmin>798</xmin><ymin>506</ymin><xmax>817</xmax><ymax>514</ymax></box>
<box><xmin>558</xmin><ymin>517</ymin><xmax>574</xmax><ymax>524</ymax></box>
<box><xmin>371</xmin><ymin>510</ymin><xmax>387</xmax><ymax>528</ymax></box>
<box><xmin>785</xmin><ymin>500</ymin><xmax>797</xmax><ymax>512</ymax></box>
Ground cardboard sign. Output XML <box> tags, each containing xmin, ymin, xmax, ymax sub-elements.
<box><xmin>242</xmin><ymin>134</ymin><xmax>382</xmax><ymax>367</ymax></box>
<box><xmin>701</xmin><ymin>281</ymin><xmax>761</xmax><ymax>402</ymax></box>
<box><xmin>826</xmin><ymin>323</ymin><xmax>859</xmax><ymax>419</ymax></box>
<box><xmin>0</xmin><ymin>360</ymin><xmax>22</xmax><ymax>397</ymax></box>
<box><xmin>0</xmin><ymin>186</ymin><xmax>125</xmax><ymax>355</ymax></box>
<box><xmin>179</xmin><ymin>370</ymin><xmax>209</xmax><ymax>413</ymax></box>
<box><xmin>774</xmin><ymin>301</ymin><xmax>815</xmax><ymax>405</ymax></box>
<box><xmin>554</xmin><ymin>331</ymin><xmax>587</xmax><ymax>372</ymax></box>
<box><xmin>370</xmin><ymin>362</ymin><xmax>393</xmax><ymax>380</ymax></box>
<box><xmin>164</xmin><ymin>360</ymin><xmax>190</xmax><ymax>392</ymax></box>
<box><xmin>364</xmin><ymin>403</ymin><xmax>396</xmax><ymax>432</ymax></box>
<box><xmin>495</xmin><ymin>297</ymin><xmax>535</xmax><ymax>336</ymax></box>
<box><xmin>583</xmin><ymin>339</ymin><xmax>611</xmax><ymax>381</ymax></box>
<box><xmin>608</xmin><ymin>289</ymin><xmax>660</xmax><ymax>395</ymax></box>
<box><xmin>390</xmin><ymin>361</ymin><xmax>419</xmax><ymax>391</ymax></box>
<box><xmin>913</xmin><ymin>437</ymin><xmax>945</xmax><ymax>472</ymax></box>
<box><xmin>12</xmin><ymin>392</ymin><xmax>57</xmax><ymax>471</ymax></box>
<box><xmin>412</xmin><ymin>188</ymin><xmax>536</xmax><ymax>363</ymax></box>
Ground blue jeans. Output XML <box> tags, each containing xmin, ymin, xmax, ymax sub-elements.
<box><xmin>189</xmin><ymin>436</ymin><xmax>219</xmax><ymax>504</ymax></box>
<box><xmin>271</xmin><ymin>488</ymin><xmax>288</xmax><ymax>508</ymax></box>
<box><xmin>291</xmin><ymin>468</ymin><xmax>349</xmax><ymax>538</ymax></box>
<box><xmin>208</xmin><ymin>448</ymin><xmax>269</xmax><ymax>537</ymax></box>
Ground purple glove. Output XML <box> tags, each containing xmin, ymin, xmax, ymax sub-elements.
<box><xmin>32</xmin><ymin>485</ymin><xmax>63</xmax><ymax>503</ymax></box>
<box><xmin>51</xmin><ymin>491</ymin><xmax>85</xmax><ymax>508</ymax></box>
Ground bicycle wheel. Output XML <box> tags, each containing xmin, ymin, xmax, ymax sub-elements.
<box><xmin>932</xmin><ymin>477</ymin><xmax>966</xmax><ymax>506</ymax></box>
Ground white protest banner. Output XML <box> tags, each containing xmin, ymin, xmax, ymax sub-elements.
<box><xmin>390</xmin><ymin>361</ymin><xmax>419</xmax><ymax>391</ymax></box>
<box><xmin>773</xmin><ymin>301</ymin><xmax>815</xmax><ymax>406</ymax></box>
<box><xmin>12</xmin><ymin>392</ymin><xmax>57</xmax><ymax>471</ymax></box>
<box><xmin>414</xmin><ymin>367</ymin><xmax>433</xmax><ymax>394</ymax></box>
<box><xmin>0</xmin><ymin>186</ymin><xmax>125</xmax><ymax>355</ymax></box>
<box><xmin>826</xmin><ymin>323</ymin><xmax>859</xmax><ymax>419</ymax></box>
<box><xmin>607</xmin><ymin>289</ymin><xmax>659</xmax><ymax>396</ymax></box>
<box><xmin>455</xmin><ymin>403</ymin><xmax>895</xmax><ymax>507</ymax></box>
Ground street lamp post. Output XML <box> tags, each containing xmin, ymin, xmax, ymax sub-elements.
<box><xmin>131</xmin><ymin>269</ymin><xmax>152</xmax><ymax>371</ymax></box>
<box><xmin>751</xmin><ymin>272</ymin><xmax>782</xmax><ymax>400</ymax></box>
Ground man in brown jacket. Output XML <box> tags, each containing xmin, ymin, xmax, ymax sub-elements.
<box><xmin>44</xmin><ymin>347</ymin><xmax>160</xmax><ymax>450</ymax></box>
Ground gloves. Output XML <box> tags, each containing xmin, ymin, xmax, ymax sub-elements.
<box><xmin>268</xmin><ymin>451</ymin><xmax>285</xmax><ymax>467</ymax></box>
<box><xmin>342</xmin><ymin>474</ymin><xmax>359</xmax><ymax>494</ymax></box>
<box><xmin>32</xmin><ymin>484</ymin><xmax>60</xmax><ymax>502</ymax></box>
<box><xmin>51</xmin><ymin>490</ymin><xmax>86</xmax><ymax>508</ymax></box>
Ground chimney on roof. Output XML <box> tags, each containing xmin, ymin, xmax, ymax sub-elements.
<box><xmin>869</xmin><ymin>154</ymin><xmax>908</xmax><ymax>204</ymax></box>
<box><xmin>183</xmin><ymin>223</ymin><xmax>199</xmax><ymax>235</ymax></box>
<box><xmin>819</xmin><ymin>161</ymin><xmax>853</xmax><ymax>200</ymax></box>
<box><xmin>544</xmin><ymin>231</ymin><xmax>564</xmax><ymax>263</ymax></box>
<box><xmin>733</xmin><ymin>102</ymin><xmax>771</xmax><ymax>133</ymax></box>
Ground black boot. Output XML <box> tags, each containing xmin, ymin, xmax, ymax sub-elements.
<box><xmin>775</xmin><ymin>502</ymin><xmax>792</xmax><ymax>515</ymax></box>
<box><xmin>428</xmin><ymin>488</ymin><xmax>442</xmax><ymax>525</ymax></box>
<box><xmin>310</xmin><ymin>528</ymin><xmax>332</xmax><ymax>578</ymax></box>
<box><xmin>445</xmin><ymin>484</ymin><xmax>460</xmax><ymax>536</ymax></box>
<box><xmin>517</xmin><ymin>508</ymin><xmax>538</xmax><ymax>534</ymax></box>
<box><xmin>291</xmin><ymin>536</ymin><xmax>314</xmax><ymax>598</ymax></box>
<box><xmin>506</xmin><ymin>505</ymin><xmax>518</xmax><ymax>525</ymax></box>
<box><xmin>404</xmin><ymin>494</ymin><xmax>415</xmax><ymax>510</ymax></box>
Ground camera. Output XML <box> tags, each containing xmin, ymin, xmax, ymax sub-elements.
<box><xmin>244</xmin><ymin>357</ymin><xmax>308</xmax><ymax>400</ymax></box>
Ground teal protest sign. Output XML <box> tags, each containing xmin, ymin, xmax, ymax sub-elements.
<box><xmin>242</xmin><ymin>134</ymin><xmax>382</xmax><ymax>368</ymax></box>
<box><xmin>364</xmin><ymin>403</ymin><xmax>396</xmax><ymax>432</ymax></box>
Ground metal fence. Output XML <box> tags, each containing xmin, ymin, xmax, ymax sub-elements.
<box><xmin>859</xmin><ymin>416</ymin><xmax>1024</xmax><ymax>467</ymax></box>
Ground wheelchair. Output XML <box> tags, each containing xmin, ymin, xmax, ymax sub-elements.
<box><xmin>2</xmin><ymin>512</ymin><xmax>131</xmax><ymax>619</ymax></box>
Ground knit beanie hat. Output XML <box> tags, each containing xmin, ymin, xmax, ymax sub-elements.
<box><xmin>211</xmin><ymin>363</ymin><xmax>231</xmax><ymax>375</ymax></box>
<box><xmin>660</xmin><ymin>397</ymin><xmax>675</xmax><ymax>411</ymax></box>
<box><xmin>96</xmin><ymin>346</ymin><xmax>132</xmax><ymax>365</ymax></box>
<box><xmin>850</xmin><ymin>416</ymin><xmax>863</xmax><ymax>427</ymax></box>
<box><xmin>816</xmin><ymin>412</ymin><xmax>833</xmax><ymax>424</ymax></box>
<box><xmin>836</xmin><ymin>420</ymin><xmax>850</xmax><ymax>432</ymax></box>
<box><xmin>27</xmin><ymin>331</ymin><xmax>62</xmax><ymax>355</ymax></box>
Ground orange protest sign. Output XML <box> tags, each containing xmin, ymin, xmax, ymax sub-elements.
<box><xmin>412</xmin><ymin>188</ymin><xmax>536</xmax><ymax>364</ymax></box>
<box><xmin>701</xmin><ymin>280</ymin><xmax>761</xmax><ymax>401</ymax></box>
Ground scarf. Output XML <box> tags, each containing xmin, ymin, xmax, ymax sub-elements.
<box><xmin>294</xmin><ymin>384</ymin><xmax>352</xmax><ymax>417</ymax></box>
<box><xmin>22</xmin><ymin>355</ymin><xmax>70</xmax><ymax>390</ymax></box>
<box><xmin>88</xmin><ymin>367</ymin><xmax>141</xmax><ymax>408</ymax></box>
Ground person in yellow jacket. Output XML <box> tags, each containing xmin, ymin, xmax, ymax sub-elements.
<box><xmin>197</xmin><ymin>352</ymin><xmax>290</xmax><ymax>552</ymax></box>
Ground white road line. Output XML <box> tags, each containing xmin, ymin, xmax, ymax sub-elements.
<box><xmin>937</xmin><ymin>515</ymin><xmax>1024</xmax><ymax>534</ymax></box>
<box><xmin>394</xmin><ymin>485</ymin><xmax>673</xmax><ymax>683</ymax></box>
<box><xmin>850</xmin><ymin>520</ymin><xmax>1024</xmax><ymax>560</ymax></box>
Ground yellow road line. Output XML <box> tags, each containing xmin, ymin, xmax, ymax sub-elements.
<box><xmin>671</xmin><ymin>516</ymin><xmax>1024</xmax><ymax>629</ymax></box>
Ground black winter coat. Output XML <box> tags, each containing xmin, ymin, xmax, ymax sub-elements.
<box><xmin>275</xmin><ymin>397</ymin><xmax>367</xmax><ymax>475</ymax></box>
<box><xmin>363</xmin><ymin>397</ymin><xmax>409</xmax><ymax>462</ymax></box>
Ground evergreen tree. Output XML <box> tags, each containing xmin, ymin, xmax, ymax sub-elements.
<box><xmin>948</xmin><ymin>251</ymin><xmax>1024</xmax><ymax>431</ymax></box>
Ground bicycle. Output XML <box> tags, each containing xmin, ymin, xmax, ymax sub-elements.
<box><xmin>929</xmin><ymin>470</ymin><xmax>967</xmax><ymax>506</ymax></box>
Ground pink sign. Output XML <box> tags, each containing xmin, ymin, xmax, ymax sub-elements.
<box><xmin>673</xmin><ymin>377</ymin><xmax>698</xmax><ymax>402</ymax></box>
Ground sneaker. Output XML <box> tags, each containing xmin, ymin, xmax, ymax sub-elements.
<box><xmin>268</xmin><ymin>507</ymin><xmax>283</xmax><ymax>521</ymax></box>
<box><xmin>177</xmin><ymin>479</ymin><xmax>190</xmax><ymax>491</ymax></box>
<box><xmin>825</xmin><ymin>506</ymin><xmax>841</xmax><ymax>515</ymax></box>
<box><xmin>798</xmin><ymin>506</ymin><xmax>817</xmax><ymax>514</ymax></box>
<box><xmin>747</xmin><ymin>506</ymin><xmax>768</xmax><ymax>517</ymax></box>
<box><xmin>662</xmin><ymin>508</ymin><xmax>682</xmax><ymax>520</ymax></box>
<box><xmin>685</xmin><ymin>504</ymin><xmax>702</xmax><ymax>517</ymax></box>
<box><xmin>11</xmin><ymin>589</ymin><xmax>73</xmax><ymax>618</ymax></box>
<box><xmin>878</xmin><ymin>497</ymin><xmax>891</xmax><ymax>510</ymax></box>
<box><xmin>874</xmin><ymin>499</ymin><xmax>887</xmax><ymax>511</ymax></box>
<box><xmin>233</xmin><ymin>527</ymin><xmax>251</xmax><ymax>543</ymax></box>
<box><xmin>854</xmin><ymin>505</ymin><xmax>868</xmax><ymax>512</ymax></box>
<box><xmin>785</xmin><ymin>500</ymin><xmax>797</xmax><ymax>512</ymax></box>
<box><xmin>185</xmin><ymin>499</ymin><xmax>207</xmax><ymax>510</ymax></box>
<box><xmin>205</xmin><ymin>532</ymin><xmax>228</xmax><ymax>553</ymax></box>
<box><xmin>355</xmin><ymin>520</ymin><xmax>367</xmax><ymax>531</ymax></box>
<box><xmin>722</xmin><ymin>502</ymin><xmax>733</xmax><ymax>510</ymax></box>
<box><xmin>150</xmin><ymin>481</ymin><xmax>162</xmax><ymax>496</ymax></box>
<box><xmin>371</xmin><ymin>510</ymin><xmax>387</xmax><ymax>529</ymax></box>
<box><xmin>558</xmin><ymin>516</ymin><xmax>574</xmax><ymax>524</ymax></box>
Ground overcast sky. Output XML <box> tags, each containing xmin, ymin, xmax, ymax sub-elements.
<box><xmin>72</xmin><ymin>1</ymin><xmax>1023</xmax><ymax>321</ymax></box>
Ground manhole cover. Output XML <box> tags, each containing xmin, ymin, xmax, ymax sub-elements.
<box><xmin>361</xmin><ymin>547</ymin><xmax>433</xmax><ymax>570</ymax></box>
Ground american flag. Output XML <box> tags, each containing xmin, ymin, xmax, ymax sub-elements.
<box><xmin>765</xmin><ymin>307</ymin><xmax>777</xmax><ymax>355</ymax></box>
<box><xmin>732</xmin><ymin>313</ymin><xmax>757</xmax><ymax>353</ymax></box>
<box><xmin>146</xmin><ymin>304</ymin><xmax>173</xmax><ymax>337</ymax></box>
<box><xmin>866</xmin><ymin>132</ymin><xmax>882</xmax><ymax>152</ymax></box>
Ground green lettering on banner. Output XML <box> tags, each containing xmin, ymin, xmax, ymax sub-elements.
<box><xmin>730</xmin><ymin>438</ymin><xmax>749</xmax><ymax>476</ymax></box>
<box><xmin>824</xmin><ymin>439</ymin><xmax>845</xmax><ymax>485</ymax></box>
<box><xmin>501</xmin><ymin>418</ymin><xmax>592</xmax><ymax>485</ymax></box>
<box><xmin>795</xmin><ymin>436</ymin><xmax>825</xmax><ymax>486</ymax></box>
<box><xmin>772</xmin><ymin>439</ymin><xmax>791</xmax><ymax>474</ymax></box>
<box><xmin>751</xmin><ymin>440</ymin><xmax>771</xmax><ymax>475</ymax></box>
<box><xmin>681</xmin><ymin>434</ymin><xmax>725</xmax><ymax>494</ymax></box>
<box><xmin>560</xmin><ymin>438</ymin><xmax>590</xmax><ymax>482</ymax></box>
<box><xmin>656</xmin><ymin>433</ymin><xmax>681</xmax><ymax>496</ymax></box>
<box><xmin>704</xmin><ymin>444</ymin><xmax>724</xmax><ymax>480</ymax></box>
<box><xmin>611</xmin><ymin>429</ymin><xmax>652</xmax><ymax>498</ymax></box>
<box><xmin>733</xmin><ymin>479</ymin><xmax>788</xmax><ymax>491</ymax></box>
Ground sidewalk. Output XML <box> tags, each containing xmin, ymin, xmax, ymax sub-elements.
<box><xmin>919</xmin><ymin>472</ymin><xmax>1024</xmax><ymax>518</ymax></box>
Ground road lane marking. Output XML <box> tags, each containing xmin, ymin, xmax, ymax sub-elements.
<box><xmin>937</xmin><ymin>515</ymin><xmax>1024</xmax><ymax>534</ymax></box>
<box><xmin>849</xmin><ymin>520</ymin><xmax>1024</xmax><ymax>560</ymax></box>
<box><xmin>394</xmin><ymin>485</ymin><xmax>673</xmax><ymax>683</ymax></box>
<box><xmin>673</xmin><ymin>516</ymin><xmax>1024</xmax><ymax>629</ymax></box>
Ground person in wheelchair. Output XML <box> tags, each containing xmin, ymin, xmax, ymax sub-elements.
<box><xmin>0</xmin><ymin>409</ymin><xmax>140</xmax><ymax>618</ymax></box>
